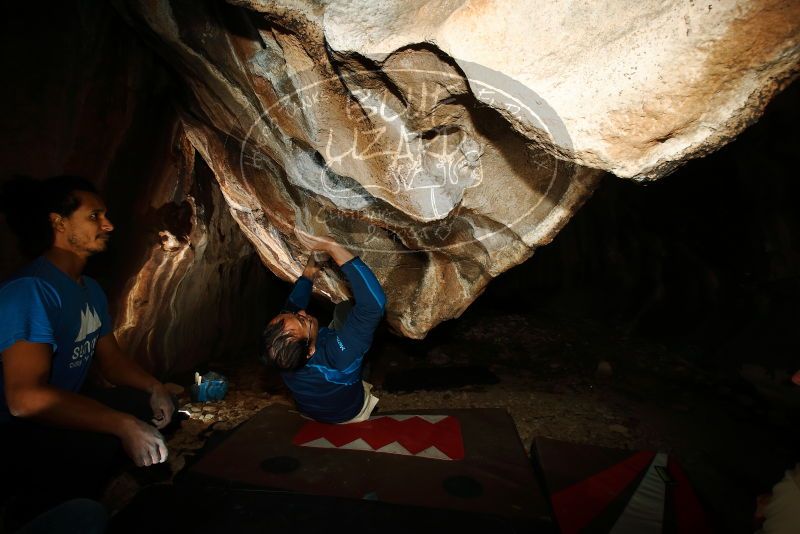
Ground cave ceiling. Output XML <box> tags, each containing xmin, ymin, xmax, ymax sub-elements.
<box><xmin>114</xmin><ymin>0</ymin><xmax>800</xmax><ymax>338</ymax></box>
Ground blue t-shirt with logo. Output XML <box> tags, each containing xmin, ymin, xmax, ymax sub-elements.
<box><xmin>0</xmin><ymin>256</ymin><xmax>112</xmax><ymax>422</ymax></box>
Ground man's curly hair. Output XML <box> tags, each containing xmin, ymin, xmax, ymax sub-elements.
<box><xmin>260</xmin><ymin>317</ymin><xmax>309</xmax><ymax>371</ymax></box>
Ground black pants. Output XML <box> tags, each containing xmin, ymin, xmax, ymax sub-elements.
<box><xmin>0</xmin><ymin>386</ymin><xmax>166</xmax><ymax>524</ymax></box>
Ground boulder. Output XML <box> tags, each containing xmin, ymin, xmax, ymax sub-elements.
<box><xmin>114</xmin><ymin>0</ymin><xmax>799</xmax><ymax>337</ymax></box>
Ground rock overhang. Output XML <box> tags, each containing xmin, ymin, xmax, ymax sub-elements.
<box><xmin>114</xmin><ymin>0</ymin><xmax>799</xmax><ymax>338</ymax></box>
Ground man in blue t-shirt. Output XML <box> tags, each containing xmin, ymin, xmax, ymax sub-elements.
<box><xmin>0</xmin><ymin>176</ymin><xmax>177</xmax><ymax>515</ymax></box>
<box><xmin>261</xmin><ymin>231</ymin><xmax>386</xmax><ymax>423</ymax></box>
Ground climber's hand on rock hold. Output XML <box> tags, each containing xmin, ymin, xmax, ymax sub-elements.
<box><xmin>295</xmin><ymin>229</ymin><xmax>354</xmax><ymax>266</ymax></box>
<box><xmin>295</xmin><ymin>229</ymin><xmax>337</xmax><ymax>252</ymax></box>
<box><xmin>302</xmin><ymin>254</ymin><xmax>322</xmax><ymax>279</ymax></box>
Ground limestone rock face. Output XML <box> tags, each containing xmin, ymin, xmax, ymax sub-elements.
<box><xmin>233</xmin><ymin>0</ymin><xmax>799</xmax><ymax>180</ymax></box>
<box><xmin>116</xmin><ymin>0</ymin><xmax>798</xmax><ymax>337</ymax></box>
<box><xmin>113</xmin><ymin>125</ymin><xmax>273</xmax><ymax>376</ymax></box>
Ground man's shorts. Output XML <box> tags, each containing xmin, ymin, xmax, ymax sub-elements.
<box><xmin>339</xmin><ymin>381</ymin><xmax>379</xmax><ymax>424</ymax></box>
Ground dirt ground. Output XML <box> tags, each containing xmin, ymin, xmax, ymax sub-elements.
<box><xmin>107</xmin><ymin>310</ymin><xmax>800</xmax><ymax>533</ymax></box>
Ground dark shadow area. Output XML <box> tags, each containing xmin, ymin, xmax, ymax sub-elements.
<box><xmin>382</xmin><ymin>365</ymin><xmax>499</xmax><ymax>393</ymax></box>
<box><xmin>110</xmin><ymin>484</ymin><xmax>548</xmax><ymax>534</ymax></box>
<box><xmin>476</xmin><ymin>80</ymin><xmax>800</xmax><ymax>370</ymax></box>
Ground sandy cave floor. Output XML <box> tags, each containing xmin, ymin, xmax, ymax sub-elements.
<box><xmin>105</xmin><ymin>311</ymin><xmax>800</xmax><ymax>533</ymax></box>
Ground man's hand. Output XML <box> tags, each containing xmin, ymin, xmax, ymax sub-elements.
<box><xmin>148</xmin><ymin>383</ymin><xmax>174</xmax><ymax>429</ymax></box>
<box><xmin>295</xmin><ymin>229</ymin><xmax>337</xmax><ymax>252</ymax></box>
<box><xmin>117</xmin><ymin>416</ymin><xmax>168</xmax><ymax>467</ymax></box>
<box><xmin>302</xmin><ymin>255</ymin><xmax>322</xmax><ymax>280</ymax></box>
<box><xmin>295</xmin><ymin>229</ymin><xmax>354</xmax><ymax>266</ymax></box>
<box><xmin>96</xmin><ymin>334</ymin><xmax>177</xmax><ymax>424</ymax></box>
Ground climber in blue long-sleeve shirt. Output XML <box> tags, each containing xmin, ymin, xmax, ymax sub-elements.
<box><xmin>260</xmin><ymin>231</ymin><xmax>386</xmax><ymax>423</ymax></box>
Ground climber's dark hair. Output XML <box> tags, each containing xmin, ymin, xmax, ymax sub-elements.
<box><xmin>0</xmin><ymin>175</ymin><xmax>98</xmax><ymax>257</ymax></box>
<box><xmin>259</xmin><ymin>317</ymin><xmax>310</xmax><ymax>371</ymax></box>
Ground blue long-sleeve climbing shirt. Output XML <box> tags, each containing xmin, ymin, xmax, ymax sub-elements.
<box><xmin>281</xmin><ymin>257</ymin><xmax>386</xmax><ymax>423</ymax></box>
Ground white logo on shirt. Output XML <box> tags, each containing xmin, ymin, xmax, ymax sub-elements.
<box><xmin>74</xmin><ymin>304</ymin><xmax>102</xmax><ymax>342</ymax></box>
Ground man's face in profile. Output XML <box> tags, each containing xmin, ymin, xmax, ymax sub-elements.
<box><xmin>59</xmin><ymin>191</ymin><xmax>114</xmax><ymax>256</ymax></box>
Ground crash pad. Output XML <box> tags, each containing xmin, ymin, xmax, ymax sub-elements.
<box><xmin>183</xmin><ymin>405</ymin><xmax>550</xmax><ymax>527</ymax></box>
<box><xmin>532</xmin><ymin>437</ymin><xmax>713</xmax><ymax>533</ymax></box>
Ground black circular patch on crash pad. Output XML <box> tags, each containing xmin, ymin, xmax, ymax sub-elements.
<box><xmin>260</xmin><ymin>456</ymin><xmax>300</xmax><ymax>474</ymax></box>
<box><xmin>442</xmin><ymin>475</ymin><xmax>483</xmax><ymax>498</ymax></box>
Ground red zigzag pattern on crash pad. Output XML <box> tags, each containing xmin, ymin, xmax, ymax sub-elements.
<box><xmin>292</xmin><ymin>415</ymin><xmax>465</xmax><ymax>460</ymax></box>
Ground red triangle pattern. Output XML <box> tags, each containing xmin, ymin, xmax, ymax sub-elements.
<box><xmin>551</xmin><ymin>450</ymin><xmax>655</xmax><ymax>534</ymax></box>
<box><xmin>292</xmin><ymin>415</ymin><xmax>465</xmax><ymax>460</ymax></box>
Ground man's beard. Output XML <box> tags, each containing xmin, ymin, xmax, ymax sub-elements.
<box><xmin>68</xmin><ymin>233</ymin><xmax>109</xmax><ymax>254</ymax></box>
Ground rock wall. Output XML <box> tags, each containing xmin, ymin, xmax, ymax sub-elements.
<box><xmin>282</xmin><ymin>0</ymin><xmax>800</xmax><ymax>179</ymax></box>
<box><xmin>113</xmin><ymin>131</ymin><xmax>273</xmax><ymax>376</ymax></box>
<box><xmin>114</xmin><ymin>0</ymin><xmax>798</xmax><ymax>338</ymax></box>
<box><xmin>114</xmin><ymin>0</ymin><xmax>602</xmax><ymax>338</ymax></box>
